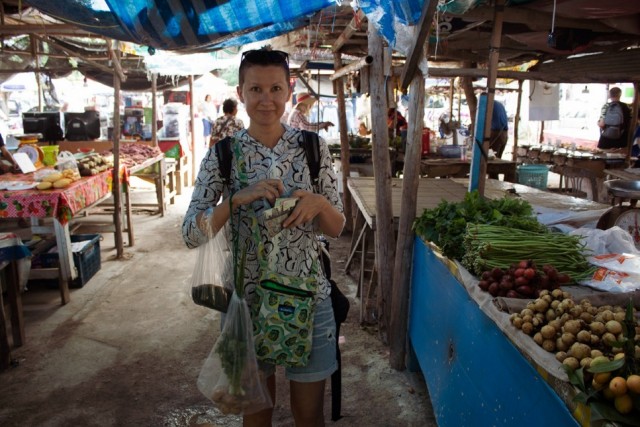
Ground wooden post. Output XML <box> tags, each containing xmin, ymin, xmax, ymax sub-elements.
<box><xmin>188</xmin><ymin>75</ymin><xmax>195</xmax><ymax>185</ymax></box>
<box><xmin>30</xmin><ymin>36</ymin><xmax>42</xmax><ymax>111</ymax></box>
<box><xmin>448</xmin><ymin>78</ymin><xmax>455</xmax><ymax>120</ymax></box>
<box><xmin>112</xmin><ymin>41</ymin><xmax>124</xmax><ymax>258</ymax></box>
<box><xmin>513</xmin><ymin>79</ymin><xmax>523</xmax><ymax>161</ymax></box>
<box><xmin>151</xmin><ymin>73</ymin><xmax>158</xmax><ymax>147</ymax></box>
<box><xmin>390</xmin><ymin>72</ymin><xmax>425</xmax><ymax>370</ymax></box>
<box><xmin>478</xmin><ymin>0</ymin><xmax>505</xmax><ymax>196</ymax></box>
<box><xmin>461</xmin><ymin>62</ymin><xmax>477</xmax><ymax>135</ymax></box>
<box><xmin>626</xmin><ymin>82</ymin><xmax>640</xmax><ymax>162</ymax></box>
<box><xmin>333</xmin><ymin>52</ymin><xmax>352</xmax><ymax>232</ymax></box>
<box><xmin>368</xmin><ymin>25</ymin><xmax>395</xmax><ymax>342</ymax></box>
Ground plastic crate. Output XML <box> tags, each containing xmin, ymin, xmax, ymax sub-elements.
<box><xmin>517</xmin><ymin>164</ymin><xmax>549</xmax><ymax>189</ymax></box>
<box><xmin>31</xmin><ymin>234</ymin><xmax>102</xmax><ymax>288</ymax></box>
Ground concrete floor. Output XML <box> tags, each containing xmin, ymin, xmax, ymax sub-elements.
<box><xmin>0</xmin><ymin>180</ymin><xmax>434</xmax><ymax>426</ymax></box>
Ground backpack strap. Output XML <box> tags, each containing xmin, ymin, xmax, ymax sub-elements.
<box><xmin>300</xmin><ymin>130</ymin><xmax>321</xmax><ymax>188</ymax></box>
<box><xmin>215</xmin><ymin>131</ymin><xmax>321</xmax><ymax>188</ymax></box>
<box><xmin>214</xmin><ymin>136</ymin><xmax>233</xmax><ymax>185</ymax></box>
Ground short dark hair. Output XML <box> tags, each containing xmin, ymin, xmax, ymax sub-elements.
<box><xmin>239</xmin><ymin>46</ymin><xmax>290</xmax><ymax>87</ymax></box>
<box><xmin>609</xmin><ymin>87</ymin><xmax>622</xmax><ymax>98</ymax></box>
<box><xmin>222</xmin><ymin>98</ymin><xmax>237</xmax><ymax>114</ymax></box>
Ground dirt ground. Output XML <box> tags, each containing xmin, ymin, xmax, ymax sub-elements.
<box><xmin>0</xmin><ymin>184</ymin><xmax>436</xmax><ymax>427</ymax></box>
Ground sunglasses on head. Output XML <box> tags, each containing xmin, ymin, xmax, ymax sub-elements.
<box><xmin>240</xmin><ymin>49</ymin><xmax>289</xmax><ymax>66</ymax></box>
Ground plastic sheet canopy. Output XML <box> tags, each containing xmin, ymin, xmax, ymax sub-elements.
<box><xmin>26</xmin><ymin>0</ymin><xmax>335</xmax><ymax>52</ymax></box>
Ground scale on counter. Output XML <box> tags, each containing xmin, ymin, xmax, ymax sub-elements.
<box><xmin>596</xmin><ymin>180</ymin><xmax>640</xmax><ymax>248</ymax></box>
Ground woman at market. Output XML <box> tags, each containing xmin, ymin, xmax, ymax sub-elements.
<box><xmin>0</xmin><ymin>132</ymin><xmax>19</xmax><ymax>174</ymax></box>
<box><xmin>182</xmin><ymin>46</ymin><xmax>345</xmax><ymax>426</ymax></box>
<box><xmin>287</xmin><ymin>92</ymin><xmax>334</xmax><ymax>132</ymax></box>
<box><xmin>209</xmin><ymin>98</ymin><xmax>245</xmax><ymax>147</ymax></box>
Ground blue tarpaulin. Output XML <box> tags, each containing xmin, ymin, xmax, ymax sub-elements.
<box><xmin>26</xmin><ymin>0</ymin><xmax>336</xmax><ymax>51</ymax></box>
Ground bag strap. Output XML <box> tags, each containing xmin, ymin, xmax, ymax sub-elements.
<box><xmin>215</xmin><ymin>136</ymin><xmax>233</xmax><ymax>186</ymax></box>
<box><xmin>300</xmin><ymin>130</ymin><xmax>321</xmax><ymax>188</ymax></box>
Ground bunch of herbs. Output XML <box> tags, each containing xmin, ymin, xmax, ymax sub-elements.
<box><xmin>413</xmin><ymin>190</ymin><xmax>546</xmax><ymax>261</ymax></box>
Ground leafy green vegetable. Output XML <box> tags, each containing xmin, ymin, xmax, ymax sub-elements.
<box><xmin>413</xmin><ymin>190</ymin><xmax>546</xmax><ymax>261</ymax></box>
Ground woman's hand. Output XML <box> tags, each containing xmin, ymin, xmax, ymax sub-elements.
<box><xmin>281</xmin><ymin>189</ymin><xmax>328</xmax><ymax>229</ymax></box>
<box><xmin>233</xmin><ymin>178</ymin><xmax>284</xmax><ymax>208</ymax></box>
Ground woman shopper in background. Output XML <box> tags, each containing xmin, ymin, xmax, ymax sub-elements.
<box><xmin>209</xmin><ymin>98</ymin><xmax>245</xmax><ymax>147</ymax></box>
<box><xmin>182</xmin><ymin>47</ymin><xmax>345</xmax><ymax>426</ymax></box>
<box><xmin>287</xmin><ymin>92</ymin><xmax>334</xmax><ymax>132</ymax></box>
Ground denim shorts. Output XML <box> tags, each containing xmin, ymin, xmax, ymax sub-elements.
<box><xmin>259</xmin><ymin>296</ymin><xmax>338</xmax><ymax>382</ymax></box>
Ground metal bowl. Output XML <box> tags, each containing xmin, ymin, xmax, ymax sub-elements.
<box><xmin>604</xmin><ymin>179</ymin><xmax>640</xmax><ymax>199</ymax></box>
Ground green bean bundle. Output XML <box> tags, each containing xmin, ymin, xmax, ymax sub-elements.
<box><xmin>462</xmin><ymin>224</ymin><xmax>596</xmax><ymax>282</ymax></box>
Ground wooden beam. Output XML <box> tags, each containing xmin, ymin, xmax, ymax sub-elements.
<box><xmin>368</xmin><ymin>25</ymin><xmax>394</xmax><ymax>342</ymax></box>
<box><xmin>330</xmin><ymin>55</ymin><xmax>372</xmax><ymax>81</ymax></box>
<box><xmin>105</xmin><ymin>38</ymin><xmax>127</xmax><ymax>82</ymax></box>
<box><xmin>400</xmin><ymin>0</ymin><xmax>438</xmax><ymax>90</ymax></box>
<box><xmin>448</xmin><ymin>5</ymin><xmax>617</xmax><ymax>33</ymax></box>
<box><xmin>332</xmin><ymin>51</ymin><xmax>352</xmax><ymax>233</ymax></box>
<box><xmin>427</xmin><ymin>66</ymin><xmax>640</xmax><ymax>84</ymax></box>
<box><xmin>390</xmin><ymin>70</ymin><xmax>424</xmax><ymax>371</ymax></box>
<box><xmin>112</xmin><ymin>43</ymin><xmax>124</xmax><ymax>258</ymax></box>
<box><xmin>333</xmin><ymin>8</ymin><xmax>366</xmax><ymax>53</ymax></box>
<box><xmin>0</xmin><ymin>24</ymin><xmax>97</xmax><ymax>36</ymax></box>
<box><xmin>477</xmin><ymin>0</ymin><xmax>506</xmax><ymax>197</ymax></box>
<box><xmin>32</xmin><ymin>34</ymin><xmax>120</xmax><ymax>78</ymax></box>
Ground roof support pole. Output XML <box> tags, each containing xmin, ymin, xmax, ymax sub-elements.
<box><xmin>626</xmin><ymin>82</ymin><xmax>640</xmax><ymax>162</ymax></box>
<box><xmin>390</xmin><ymin>71</ymin><xmax>425</xmax><ymax>371</ymax></box>
<box><xmin>112</xmin><ymin>41</ymin><xmax>124</xmax><ymax>258</ymax></box>
<box><xmin>333</xmin><ymin>52</ymin><xmax>352</xmax><ymax>232</ymax></box>
<box><xmin>151</xmin><ymin>73</ymin><xmax>158</xmax><ymax>146</ymax></box>
<box><xmin>368</xmin><ymin>25</ymin><xmax>394</xmax><ymax>342</ymax></box>
<box><xmin>513</xmin><ymin>79</ymin><xmax>524</xmax><ymax>161</ymax></box>
<box><xmin>476</xmin><ymin>0</ymin><xmax>505</xmax><ymax>196</ymax></box>
<box><xmin>29</xmin><ymin>35</ymin><xmax>42</xmax><ymax>112</ymax></box>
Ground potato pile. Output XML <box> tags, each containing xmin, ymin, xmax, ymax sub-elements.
<box><xmin>36</xmin><ymin>169</ymin><xmax>80</xmax><ymax>190</ymax></box>
<box><xmin>77</xmin><ymin>154</ymin><xmax>113</xmax><ymax>176</ymax></box>
<box><xmin>511</xmin><ymin>289</ymin><xmax>640</xmax><ymax>415</ymax></box>
<box><xmin>511</xmin><ymin>289</ymin><xmax>637</xmax><ymax>364</ymax></box>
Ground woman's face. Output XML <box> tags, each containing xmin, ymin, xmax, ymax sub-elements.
<box><xmin>237</xmin><ymin>65</ymin><xmax>291</xmax><ymax>127</ymax></box>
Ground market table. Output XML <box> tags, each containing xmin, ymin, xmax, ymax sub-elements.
<box><xmin>421</xmin><ymin>158</ymin><xmax>517</xmax><ymax>182</ymax></box>
<box><xmin>345</xmin><ymin>177</ymin><xmax>472</xmax><ymax>322</ymax></box>
<box><xmin>0</xmin><ymin>232</ymin><xmax>31</xmax><ymax>370</ymax></box>
<box><xmin>346</xmin><ymin>176</ymin><xmax>610</xmax><ymax>322</ymax></box>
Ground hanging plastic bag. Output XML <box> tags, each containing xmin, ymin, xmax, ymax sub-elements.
<box><xmin>197</xmin><ymin>213</ymin><xmax>272</xmax><ymax>415</ymax></box>
<box><xmin>189</xmin><ymin>224</ymin><xmax>234</xmax><ymax>313</ymax></box>
<box><xmin>197</xmin><ymin>291</ymin><xmax>272</xmax><ymax>415</ymax></box>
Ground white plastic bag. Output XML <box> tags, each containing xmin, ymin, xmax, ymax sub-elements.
<box><xmin>55</xmin><ymin>151</ymin><xmax>81</xmax><ymax>181</ymax></box>
<box><xmin>197</xmin><ymin>292</ymin><xmax>272</xmax><ymax>415</ymax></box>
<box><xmin>570</xmin><ymin>226</ymin><xmax>640</xmax><ymax>256</ymax></box>
<box><xmin>580</xmin><ymin>253</ymin><xmax>640</xmax><ymax>293</ymax></box>
<box><xmin>189</xmin><ymin>226</ymin><xmax>234</xmax><ymax>312</ymax></box>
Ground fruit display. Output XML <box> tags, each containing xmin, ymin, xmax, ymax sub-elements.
<box><xmin>77</xmin><ymin>153</ymin><xmax>113</xmax><ymax>176</ymax></box>
<box><xmin>510</xmin><ymin>290</ymin><xmax>640</xmax><ymax>418</ymax></box>
<box><xmin>35</xmin><ymin>168</ymin><xmax>80</xmax><ymax>190</ymax></box>
<box><xmin>477</xmin><ymin>260</ymin><xmax>570</xmax><ymax>298</ymax></box>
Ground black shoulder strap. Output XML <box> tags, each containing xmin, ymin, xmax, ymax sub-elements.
<box><xmin>300</xmin><ymin>130</ymin><xmax>321</xmax><ymax>186</ymax></box>
<box><xmin>214</xmin><ymin>136</ymin><xmax>233</xmax><ymax>185</ymax></box>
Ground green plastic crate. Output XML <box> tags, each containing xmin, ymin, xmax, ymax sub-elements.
<box><xmin>517</xmin><ymin>164</ymin><xmax>549</xmax><ymax>189</ymax></box>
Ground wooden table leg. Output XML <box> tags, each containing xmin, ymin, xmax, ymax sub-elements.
<box><xmin>6</xmin><ymin>260</ymin><xmax>24</xmax><ymax>347</ymax></box>
<box><xmin>52</xmin><ymin>220</ymin><xmax>72</xmax><ymax>305</ymax></box>
<box><xmin>345</xmin><ymin>215</ymin><xmax>366</xmax><ymax>275</ymax></box>
<box><xmin>0</xmin><ymin>274</ymin><xmax>11</xmax><ymax>370</ymax></box>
